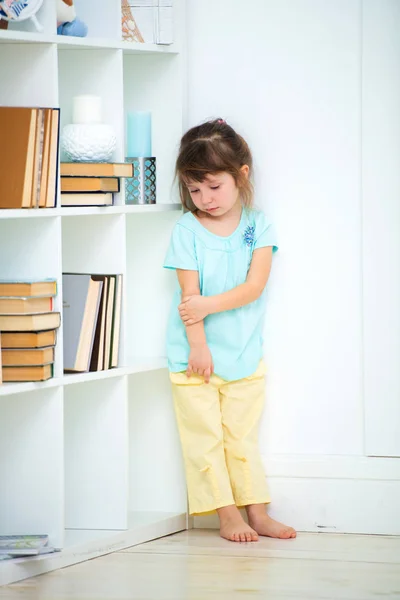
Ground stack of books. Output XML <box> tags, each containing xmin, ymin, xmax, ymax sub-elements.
<box><xmin>0</xmin><ymin>535</ymin><xmax>56</xmax><ymax>560</ymax></box>
<box><xmin>0</xmin><ymin>280</ymin><xmax>60</xmax><ymax>382</ymax></box>
<box><xmin>63</xmin><ymin>273</ymin><xmax>122</xmax><ymax>372</ymax></box>
<box><xmin>60</xmin><ymin>163</ymin><xmax>134</xmax><ymax>207</ymax></box>
<box><xmin>0</xmin><ymin>107</ymin><xmax>60</xmax><ymax>209</ymax></box>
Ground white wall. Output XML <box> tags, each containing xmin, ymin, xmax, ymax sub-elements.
<box><xmin>187</xmin><ymin>0</ymin><xmax>400</xmax><ymax>533</ymax></box>
<box><xmin>362</xmin><ymin>0</ymin><xmax>400</xmax><ymax>458</ymax></box>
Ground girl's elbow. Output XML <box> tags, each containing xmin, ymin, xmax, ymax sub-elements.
<box><xmin>249</xmin><ymin>282</ymin><xmax>264</xmax><ymax>301</ymax></box>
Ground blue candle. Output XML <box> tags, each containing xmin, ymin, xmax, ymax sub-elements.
<box><xmin>127</xmin><ymin>111</ymin><xmax>152</xmax><ymax>157</ymax></box>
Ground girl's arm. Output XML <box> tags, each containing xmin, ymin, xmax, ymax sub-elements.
<box><xmin>178</xmin><ymin>247</ymin><xmax>273</xmax><ymax>325</ymax></box>
<box><xmin>176</xmin><ymin>269</ymin><xmax>214</xmax><ymax>382</ymax></box>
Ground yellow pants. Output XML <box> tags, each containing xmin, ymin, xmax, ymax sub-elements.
<box><xmin>170</xmin><ymin>361</ymin><xmax>270</xmax><ymax>516</ymax></box>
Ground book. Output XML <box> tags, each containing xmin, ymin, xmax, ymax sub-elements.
<box><xmin>0</xmin><ymin>330</ymin><xmax>57</xmax><ymax>349</ymax></box>
<box><xmin>0</xmin><ymin>333</ymin><xmax>2</xmax><ymax>385</ymax></box>
<box><xmin>72</xmin><ymin>274</ymin><xmax>123</xmax><ymax>372</ymax></box>
<box><xmin>2</xmin><ymin>364</ymin><xmax>53</xmax><ymax>382</ymax></box>
<box><xmin>60</xmin><ymin>162</ymin><xmax>134</xmax><ymax>178</ymax></box>
<box><xmin>62</xmin><ymin>274</ymin><xmax>103</xmax><ymax>372</ymax></box>
<box><xmin>89</xmin><ymin>276</ymin><xmax>109</xmax><ymax>371</ymax></box>
<box><xmin>44</xmin><ymin>108</ymin><xmax>60</xmax><ymax>208</ymax></box>
<box><xmin>103</xmin><ymin>275</ymin><xmax>116</xmax><ymax>369</ymax></box>
<box><xmin>38</xmin><ymin>109</ymin><xmax>52</xmax><ymax>208</ymax></box>
<box><xmin>1</xmin><ymin>347</ymin><xmax>55</xmax><ymax>367</ymax></box>
<box><xmin>0</xmin><ymin>280</ymin><xmax>57</xmax><ymax>298</ymax></box>
<box><xmin>0</xmin><ymin>296</ymin><xmax>53</xmax><ymax>314</ymax></box>
<box><xmin>0</xmin><ymin>107</ymin><xmax>38</xmax><ymax>208</ymax></box>
<box><xmin>31</xmin><ymin>108</ymin><xmax>44</xmax><ymax>208</ymax></box>
<box><xmin>0</xmin><ymin>312</ymin><xmax>61</xmax><ymax>332</ymax></box>
<box><xmin>0</xmin><ymin>546</ymin><xmax>56</xmax><ymax>557</ymax></box>
<box><xmin>61</xmin><ymin>192</ymin><xmax>113</xmax><ymax>207</ymax></box>
<box><xmin>111</xmin><ymin>274</ymin><xmax>123</xmax><ymax>368</ymax></box>
<box><xmin>61</xmin><ymin>177</ymin><xmax>120</xmax><ymax>193</ymax></box>
<box><xmin>0</xmin><ymin>534</ymin><xmax>49</xmax><ymax>549</ymax></box>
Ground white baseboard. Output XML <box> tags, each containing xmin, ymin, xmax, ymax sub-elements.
<box><xmin>194</xmin><ymin>455</ymin><xmax>400</xmax><ymax>535</ymax></box>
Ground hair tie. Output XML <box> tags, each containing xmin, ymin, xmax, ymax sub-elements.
<box><xmin>218</xmin><ymin>119</ymin><xmax>225</xmax><ymax>124</ymax></box>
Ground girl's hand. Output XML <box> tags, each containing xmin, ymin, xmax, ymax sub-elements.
<box><xmin>187</xmin><ymin>344</ymin><xmax>214</xmax><ymax>383</ymax></box>
<box><xmin>179</xmin><ymin>295</ymin><xmax>211</xmax><ymax>325</ymax></box>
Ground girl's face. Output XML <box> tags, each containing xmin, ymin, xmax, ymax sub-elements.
<box><xmin>186</xmin><ymin>168</ymin><xmax>248</xmax><ymax>217</ymax></box>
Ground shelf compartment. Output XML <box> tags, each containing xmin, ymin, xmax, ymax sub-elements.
<box><xmin>125</xmin><ymin>211</ymin><xmax>179</xmax><ymax>362</ymax></box>
<box><xmin>73</xmin><ymin>0</ymin><xmax>121</xmax><ymax>41</ymax></box>
<box><xmin>128</xmin><ymin>370</ymin><xmax>186</xmax><ymax>514</ymax></box>
<box><xmin>0</xmin><ymin>217</ymin><xmax>61</xmax><ymax>280</ymax></box>
<box><xmin>58</xmin><ymin>48</ymin><xmax>124</xmax><ymax>190</ymax></box>
<box><xmin>0</xmin><ymin>388</ymin><xmax>64</xmax><ymax>549</ymax></box>
<box><xmin>64</xmin><ymin>377</ymin><xmax>128</xmax><ymax>530</ymax></box>
<box><xmin>62</xmin><ymin>213</ymin><xmax>126</xmax><ymax>275</ymax></box>
<box><xmin>0</xmin><ymin>217</ymin><xmax>64</xmax><ymax>378</ymax></box>
<box><xmin>123</xmin><ymin>53</ymin><xmax>183</xmax><ymax>203</ymax></box>
<box><xmin>0</xmin><ymin>511</ymin><xmax>186</xmax><ymax>587</ymax></box>
<box><xmin>0</xmin><ymin>42</ymin><xmax>58</xmax><ymax>106</ymax></box>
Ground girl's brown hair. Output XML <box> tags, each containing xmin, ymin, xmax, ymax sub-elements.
<box><xmin>175</xmin><ymin>119</ymin><xmax>254</xmax><ymax>212</ymax></box>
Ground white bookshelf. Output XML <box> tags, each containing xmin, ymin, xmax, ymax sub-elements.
<box><xmin>0</xmin><ymin>0</ymin><xmax>187</xmax><ymax>587</ymax></box>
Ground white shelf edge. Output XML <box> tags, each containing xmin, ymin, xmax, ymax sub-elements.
<box><xmin>0</xmin><ymin>30</ymin><xmax>180</xmax><ymax>54</ymax></box>
<box><xmin>0</xmin><ymin>377</ymin><xmax>60</xmax><ymax>397</ymax></box>
<box><xmin>0</xmin><ymin>204</ymin><xmax>182</xmax><ymax>220</ymax></box>
<box><xmin>62</xmin><ymin>359</ymin><xmax>167</xmax><ymax>386</ymax></box>
<box><xmin>0</xmin><ymin>512</ymin><xmax>187</xmax><ymax>587</ymax></box>
<box><xmin>123</xmin><ymin>203</ymin><xmax>182</xmax><ymax>215</ymax></box>
<box><xmin>0</xmin><ymin>359</ymin><xmax>167</xmax><ymax>397</ymax></box>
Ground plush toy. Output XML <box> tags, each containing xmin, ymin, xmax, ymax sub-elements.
<box><xmin>56</xmin><ymin>0</ymin><xmax>88</xmax><ymax>37</ymax></box>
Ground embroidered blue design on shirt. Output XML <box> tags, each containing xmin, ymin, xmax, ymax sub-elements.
<box><xmin>243</xmin><ymin>225</ymin><xmax>255</xmax><ymax>247</ymax></box>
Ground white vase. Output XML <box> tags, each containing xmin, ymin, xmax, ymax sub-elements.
<box><xmin>62</xmin><ymin>123</ymin><xmax>117</xmax><ymax>163</ymax></box>
<box><xmin>62</xmin><ymin>95</ymin><xmax>117</xmax><ymax>163</ymax></box>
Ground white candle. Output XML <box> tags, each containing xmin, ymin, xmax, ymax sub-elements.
<box><xmin>72</xmin><ymin>95</ymin><xmax>102</xmax><ymax>125</ymax></box>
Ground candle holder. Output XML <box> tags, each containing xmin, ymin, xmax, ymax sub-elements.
<box><xmin>125</xmin><ymin>157</ymin><xmax>156</xmax><ymax>205</ymax></box>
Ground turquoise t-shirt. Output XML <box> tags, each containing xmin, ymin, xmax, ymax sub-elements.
<box><xmin>163</xmin><ymin>208</ymin><xmax>278</xmax><ymax>381</ymax></box>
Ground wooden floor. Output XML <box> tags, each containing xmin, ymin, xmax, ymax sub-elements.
<box><xmin>1</xmin><ymin>529</ymin><xmax>400</xmax><ymax>599</ymax></box>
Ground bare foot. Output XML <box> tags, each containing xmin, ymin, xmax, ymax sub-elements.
<box><xmin>217</xmin><ymin>505</ymin><xmax>259</xmax><ymax>543</ymax></box>
<box><xmin>246</xmin><ymin>504</ymin><xmax>297</xmax><ymax>539</ymax></box>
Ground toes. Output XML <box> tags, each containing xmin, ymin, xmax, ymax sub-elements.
<box><xmin>225</xmin><ymin>527</ymin><xmax>262</xmax><ymax>543</ymax></box>
<box><xmin>281</xmin><ymin>528</ymin><xmax>295</xmax><ymax>539</ymax></box>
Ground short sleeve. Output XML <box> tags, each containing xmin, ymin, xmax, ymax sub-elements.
<box><xmin>254</xmin><ymin>212</ymin><xmax>278</xmax><ymax>252</ymax></box>
<box><xmin>163</xmin><ymin>224</ymin><xmax>199</xmax><ymax>271</ymax></box>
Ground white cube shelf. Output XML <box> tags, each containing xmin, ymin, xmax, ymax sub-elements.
<box><xmin>0</xmin><ymin>0</ymin><xmax>187</xmax><ymax>587</ymax></box>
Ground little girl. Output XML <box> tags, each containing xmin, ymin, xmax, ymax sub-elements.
<box><xmin>164</xmin><ymin>119</ymin><xmax>296</xmax><ymax>543</ymax></box>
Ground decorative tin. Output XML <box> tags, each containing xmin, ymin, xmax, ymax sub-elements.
<box><xmin>125</xmin><ymin>157</ymin><xmax>156</xmax><ymax>204</ymax></box>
